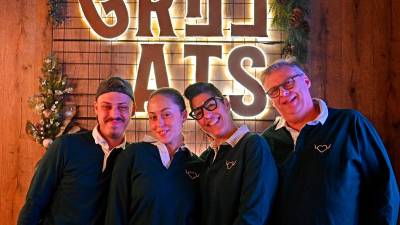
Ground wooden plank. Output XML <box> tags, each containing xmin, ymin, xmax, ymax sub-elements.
<box><xmin>0</xmin><ymin>0</ymin><xmax>51</xmax><ymax>224</ymax></box>
<box><xmin>388</xmin><ymin>0</ymin><xmax>400</xmax><ymax>187</ymax></box>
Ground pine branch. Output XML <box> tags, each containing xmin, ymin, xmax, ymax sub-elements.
<box><xmin>269</xmin><ymin>0</ymin><xmax>310</xmax><ymax>64</ymax></box>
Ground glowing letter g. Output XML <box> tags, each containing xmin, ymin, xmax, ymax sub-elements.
<box><xmin>79</xmin><ymin>0</ymin><xmax>129</xmax><ymax>39</ymax></box>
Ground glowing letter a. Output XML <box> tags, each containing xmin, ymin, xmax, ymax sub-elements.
<box><xmin>79</xmin><ymin>0</ymin><xmax>129</xmax><ymax>39</ymax></box>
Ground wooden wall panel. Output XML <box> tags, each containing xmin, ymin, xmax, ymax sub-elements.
<box><xmin>0</xmin><ymin>0</ymin><xmax>51</xmax><ymax>224</ymax></box>
<box><xmin>389</xmin><ymin>0</ymin><xmax>400</xmax><ymax>187</ymax></box>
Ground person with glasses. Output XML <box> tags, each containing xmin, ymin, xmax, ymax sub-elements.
<box><xmin>105</xmin><ymin>87</ymin><xmax>202</xmax><ymax>225</ymax></box>
<box><xmin>261</xmin><ymin>59</ymin><xmax>399</xmax><ymax>225</ymax></box>
<box><xmin>184</xmin><ymin>82</ymin><xmax>278</xmax><ymax>225</ymax></box>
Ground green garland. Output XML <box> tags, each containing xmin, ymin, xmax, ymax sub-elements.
<box><xmin>26</xmin><ymin>54</ymin><xmax>78</xmax><ymax>148</ymax></box>
<box><xmin>48</xmin><ymin>0</ymin><xmax>67</xmax><ymax>25</ymax></box>
<box><xmin>270</xmin><ymin>0</ymin><xmax>310</xmax><ymax>64</ymax></box>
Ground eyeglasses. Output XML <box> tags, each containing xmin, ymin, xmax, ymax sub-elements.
<box><xmin>265</xmin><ymin>74</ymin><xmax>303</xmax><ymax>98</ymax></box>
<box><xmin>189</xmin><ymin>96</ymin><xmax>224</xmax><ymax>120</ymax></box>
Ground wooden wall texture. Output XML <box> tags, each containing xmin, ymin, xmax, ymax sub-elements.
<box><xmin>0</xmin><ymin>0</ymin><xmax>399</xmax><ymax>225</ymax></box>
<box><xmin>0</xmin><ymin>0</ymin><xmax>52</xmax><ymax>224</ymax></box>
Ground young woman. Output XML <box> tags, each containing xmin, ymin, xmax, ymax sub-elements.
<box><xmin>105</xmin><ymin>87</ymin><xmax>201</xmax><ymax>225</ymax></box>
<box><xmin>184</xmin><ymin>82</ymin><xmax>278</xmax><ymax>225</ymax></box>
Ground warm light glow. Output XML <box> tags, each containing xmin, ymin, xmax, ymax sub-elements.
<box><xmin>147</xmin><ymin>64</ymin><xmax>157</xmax><ymax>90</ymax></box>
<box><xmin>184</xmin><ymin>56</ymin><xmax>197</xmax><ymax>82</ymax></box>
<box><xmin>78</xmin><ymin>0</ymin><xmax>131</xmax><ymax>41</ymax></box>
<box><xmin>78</xmin><ymin>0</ymin><xmax>275</xmax><ymax>118</ymax></box>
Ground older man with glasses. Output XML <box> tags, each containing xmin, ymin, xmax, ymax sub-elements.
<box><xmin>261</xmin><ymin>59</ymin><xmax>399</xmax><ymax>225</ymax></box>
<box><xmin>184</xmin><ymin>82</ymin><xmax>278</xmax><ymax>225</ymax></box>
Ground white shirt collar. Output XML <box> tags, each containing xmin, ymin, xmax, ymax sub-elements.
<box><xmin>92</xmin><ymin>125</ymin><xmax>127</xmax><ymax>151</ymax></box>
<box><xmin>143</xmin><ymin>134</ymin><xmax>190</xmax><ymax>169</ymax></box>
<box><xmin>92</xmin><ymin>125</ymin><xmax>127</xmax><ymax>172</ymax></box>
<box><xmin>275</xmin><ymin>98</ymin><xmax>328</xmax><ymax>130</ymax></box>
<box><xmin>210</xmin><ymin>125</ymin><xmax>250</xmax><ymax>150</ymax></box>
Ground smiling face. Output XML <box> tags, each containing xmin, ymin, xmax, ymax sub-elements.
<box><xmin>147</xmin><ymin>94</ymin><xmax>187</xmax><ymax>150</ymax></box>
<box><xmin>95</xmin><ymin>92</ymin><xmax>134</xmax><ymax>146</ymax></box>
<box><xmin>190</xmin><ymin>92</ymin><xmax>236</xmax><ymax>142</ymax></box>
<box><xmin>263</xmin><ymin>65</ymin><xmax>314</xmax><ymax>125</ymax></box>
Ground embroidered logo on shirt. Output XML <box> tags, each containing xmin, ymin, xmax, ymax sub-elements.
<box><xmin>314</xmin><ymin>144</ymin><xmax>331</xmax><ymax>153</ymax></box>
<box><xmin>225</xmin><ymin>160</ymin><xmax>237</xmax><ymax>170</ymax></box>
<box><xmin>185</xmin><ymin>170</ymin><xmax>200</xmax><ymax>180</ymax></box>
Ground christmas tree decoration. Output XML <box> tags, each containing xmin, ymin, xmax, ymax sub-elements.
<box><xmin>48</xmin><ymin>0</ymin><xmax>67</xmax><ymax>25</ymax></box>
<box><xmin>282</xmin><ymin>43</ymin><xmax>294</xmax><ymax>59</ymax></box>
<box><xmin>42</xmin><ymin>138</ymin><xmax>54</xmax><ymax>149</ymax></box>
<box><xmin>289</xmin><ymin>7</ymin><xmax>304</xmax><ymax>28</ymax></box>
<box><xmin>26</xmin><ymin>53</ymin><xmax>80</xmax><ymax>148</ymax></box>
<box><xmin>270</xmin><ymin>0</ymin><xmax>310</xmax><ymax>64</ymax></box>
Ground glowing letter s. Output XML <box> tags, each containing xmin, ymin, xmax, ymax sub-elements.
<box><xmin>228</xmin><ymin>46</ymin><xmax>266</xmax><ymax>117</ymax></box>
<box><xmin>79</xmin><ymin>0</ymin><xmax>129</xmax><ymax>39</ymax></box>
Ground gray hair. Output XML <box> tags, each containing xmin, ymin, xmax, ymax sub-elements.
<box><xmin>261</xmin><ymin>59</ymin><xmax>305</xmax><ymax>83</ymax></box>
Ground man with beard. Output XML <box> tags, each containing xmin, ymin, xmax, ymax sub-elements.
<box><xmin>18</xmin><ymin>76</ymin><xmax>135</xmax><ymax>225</ymax></box>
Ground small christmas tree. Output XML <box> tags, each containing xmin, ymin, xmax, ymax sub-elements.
<box><xmin>48</xmin><ymin>0</ymin><xmax>67</xmax><ymax>26</ymax></box>
<box><xmin>26</xmin><ymin>53</ymin><xmax>78</xmax><ymax>148</ymax></box>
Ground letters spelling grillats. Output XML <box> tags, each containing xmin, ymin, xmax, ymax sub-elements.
<box><xmin>78</xmin><ymin>0</ymin><xmax>269</xmax><ymax>117</ymax></box>
<box><xmin>79</xmin><ymin>0</ymin><xmax>267</xmax><ymax>39</ymax></box>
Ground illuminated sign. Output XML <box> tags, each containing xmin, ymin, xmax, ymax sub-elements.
<box><xmin>78</xmin><ymin>0</ymin><xmax>273</xmax><ymax>117</ymax></box>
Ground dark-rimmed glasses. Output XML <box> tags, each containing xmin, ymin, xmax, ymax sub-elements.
<box><xmin>265</xmin><ymin>74</ymin><xmax>303</xmax><ymax>98</ymax></box>
<box><xmin>189</xmin><ymin>96</ymin><xmax>224</xmax><ymax>120</ymax></box>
